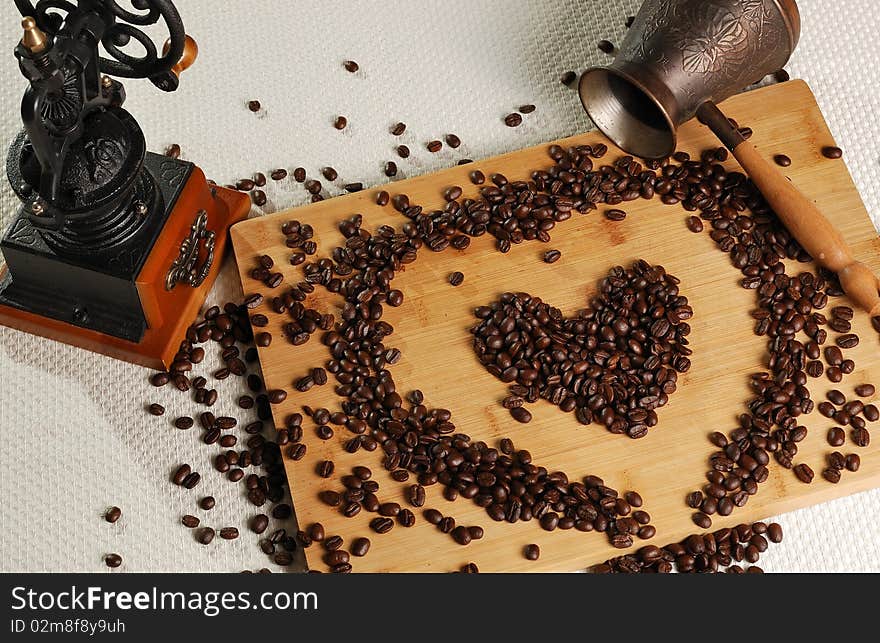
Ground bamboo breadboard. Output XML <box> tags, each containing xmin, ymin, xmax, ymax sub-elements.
<box><xmin>231</xmin><ymin>80</ymin><xmax>880</xmax><ymax>572</ymax></box>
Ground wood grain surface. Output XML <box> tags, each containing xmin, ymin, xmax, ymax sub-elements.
<box><xmin>231</xmin><ymin>80</ymin><xmax>880</xmax><ymax>572</ymax></box>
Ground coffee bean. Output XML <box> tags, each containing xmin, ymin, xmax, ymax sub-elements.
<box><xmin>220</xmin><ymin>527</ymin><xmax>239</xmax><ymax>540</ymax></box>
<box><xmin>182</xmin><ymin>514</ymin><xmax>199</xmax><ymax>528</ymax></box>
<box><xmin>164</xmin><ymin>143</ymin><xmax>181</xmax><ymax>159</ymax></box>
<box><xmin>822</xmin><ymin>146</ymin><xmax>843</xmax><ymax>159</ymax></box>
<box><xmin>376</xmin><ymin>190</ymin><xmax>390</xmax><ymax>206</ymax></box>
<box><xmin>504</xmin><ymin>113</ymin><xmax>523</xmax><ymax>127</ymax></box>
<box><xmin>398</xmin><ymin>509</ymin><xmax>416</xmax><ymax>527</ymax></box>
<box><xmin>427</xmin><ymin>140</ymin><xmax>442</xmax><ymax>153</ymax></box>
<box><xmin>322</xmin><ymin>167</ymin><xmax>338</xmax><ymax>181</ymax></box>
<box><xmin>293</xmin><ymin>167</ymin><xmax>306</xmax><ymax>182</ymax></box>
<box><xmin>793</xmin><ymin>463</ymin><xmax>814</xmax><ymax>483</ymax></box>
<box><xmin>391</xmin><ymin>122</ymin><xmax>406</xmax><ymax>136</ymax></box>
<box><xmin>250</xmin><ymin>514</ymin><xmax>269</xmax><ymax>534</ymax></box>
<box><xmin>855</xmin><ymin>384</ymin><xmax>875</xmax><ymax>398</ymax></box>
<box><xmin>543</xmin><ymin>249</ymin><xmax>561</xmax><ymax>264</ymax></box>
<box><xmin>524</xmin><ymin>544</ymin><xmax>540</xmax><ymax>560</ymax></box>
<box><xmin>344</xmin><ymin>60</ymin><xmax>359</xmax><ymax>73</ymax></box>
<box><xmin>148</xmin><ymin>403</ymin><xmax>165</xmax><ymax>416</ymax></box>
<box><xmin>852</xmin><ymin>427</ymin><xmax>871</xmax><ymax>447</ymax></box>
<box><xmin>256</xmin><ymin>332</ymin><xmax>272</xmax><ymax>347</ymax></box>
<box><xmin>105</xmin><ymin>506</ymin><xmax>122</xmax><ymax>523</ymax></box>
<box><xmin>822</xmin><ymin>468</ymin><xmax>841</xmax><ymax>483</ymax></box>
<box><xmin>237</xmin><ymin>178</ymin><xmax>256</xmax><ymax>191</ymax></box>
<box><xmin>198</xmin><ymin>527</ymin><xmax>215</xmax><ymax>544</ymax></box>
<box><xmin>561</xmin><ymin>71</ymin><xmax>577</xmax><ymax>85</ymax></box>
<box><xmin>172</xmin><ymin>464</ymin><xmax>191</xmax><ymax>485</ymax></box>
<box><xmin>174</xmin><ymin>416</ymin><xmax>194</xmax><ymax>430</ymax></box>
<box><xmin>510</xmin><ymin>407</ymin><xmax>532</xmax><ymax>423</ymax></box>
<box><xmin>865</xmin><ymin>405</ymin><xmax>879</xmax><ymax>421</ymax></box>
<box><xmin>844</xmin><ymin>453</ymin><xmax>860</xmax><ymax>472</ymax></box>
<box><xmin>470</xmin><ymin>170</ymin><xmax>485</xmax><ymax>185</ymax></box>
<box><xmin>445</xmin><ymin>134</ymin><xmax>461</xmax><ymax>148</ymax></box>
<box><xmin>348</xmin><ymin>537</ymin><xmax>370</xmax><ymax>557</ymax></box>
<box><xmin>448</xmin><ymin>271</ymin><xmax>464</xmax><ymax>287</ymax></box>
<box><xmin>597</xmin><ymin>39</ymin><xmax>615</xmax><ymax>54</ymax></box>
<box><xmin>199</xmin><ymin>496</ymin><xmax>215</xmax><ymax>511</ymax></box>
<box><xmin>451</xmin><ymin>526</ymin><xmax>472</xmax><ymax>545</ymax></box>
<box><xmin>150</xmin><ymin>372</ymin><xmax>169</xmax><ymax>387</ymax></box>
<box><xmin>247</xmin><ymin>100</ymin><xmax>261</xmax><ymax>112</ymax></box>
<box><xmin>605</xmin><ymin>208</ymin><xmax>626</xmax><ymax>221</ymax></box>
<box><xmin>693</xmin><ymin>512</ymin><xmax>712</xmax><ymax>529</ymax></box>
<box><xmin>252</xmin><ymin>189</ymin><xmax>267</xmax><ymax>206</ymax></box>
<box><xmin>686</xmin><ymin>216</ymin><xmax>703</xmax><ymax>233</ymax></box>
<box><xmin>268</xmin><ymin>389</ymin><xmax>287</xmax><ymax>404</ymax></box>
<box><xmin>384</xmin><ymin>161</ymin><xmax>398</xmax><ymax>177</ymax></box>
<box><xmin>827</xmin><ymin>427</ymin><xmax>846</xmax><ymax>447</ymax></box>
<box><xmin>370</xmin><ymin>517</ymin><xmax>394</xmax><ymax>534</ymax></box>
<box><xmin>334</xmin><ymin>116</ymin><xmax>348</xmax><ymax>130</ymax></box>
<box><xmin>104</xmin><ymin>553</ymin><xmax>122</xmax><ymax>568</ymax></box>
<box><xmin>397</xmin><ymin>145</ymin><xmax>410</xmax><ymax>158</ymax></box>
<box><xmin>773</xmin><ymin>154</ymin><xmax>791</xmax><ymax>167</ymax></box>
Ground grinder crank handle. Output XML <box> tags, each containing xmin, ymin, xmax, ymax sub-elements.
<box><xmin>697</xmin><ymin>101</ymin><xmax>880</xmax><ymax>317</ymax></box>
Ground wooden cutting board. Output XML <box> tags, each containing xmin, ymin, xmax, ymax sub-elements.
<box><xmin>230</xmin><ymin>80</ymin><xmax>880</xmax><ymax>572</ymax></box>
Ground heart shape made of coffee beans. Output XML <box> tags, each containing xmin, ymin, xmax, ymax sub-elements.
<box><xmin>471</xmin><ymin>260</ymin><xmax>693</xmax><ymax>438</ymax></box>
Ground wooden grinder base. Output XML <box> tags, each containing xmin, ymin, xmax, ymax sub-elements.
<box><xmin>0</xmin><ymin>167</ymin><xmax>250</xmax><ymax>370</ymax></box>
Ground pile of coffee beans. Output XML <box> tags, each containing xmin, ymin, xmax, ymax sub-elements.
<box><xmin>592</xmin><ymin>520</ymin><xmax>783</xmax><ymax>573</ymax></box>
<box><xmin>471</xmin><ymin>260</ymin><xmax>692</xmax><ymax>438</ymax></box>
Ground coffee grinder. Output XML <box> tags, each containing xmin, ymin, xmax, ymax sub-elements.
<box><xmin>0</xmin><ymin>0</ymin><xmax>250</xmax><ymax>369</ymax></box>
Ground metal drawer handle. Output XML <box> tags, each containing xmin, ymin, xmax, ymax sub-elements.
<box><xmin>165</xmin><ymin>209</ymin><xmax>215</xmax><ymax>290</ymax></box>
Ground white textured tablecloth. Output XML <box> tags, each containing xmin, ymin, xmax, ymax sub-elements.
<box><xmin>0</xmin><ymin>0</ymin><xmax>878</xmax><ymax>572</ymax></box>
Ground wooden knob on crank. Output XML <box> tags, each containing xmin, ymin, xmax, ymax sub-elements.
<box><xmin>163</xmin><ymin>34</ymin><xmax>198</xmax><ymax>79</ymax></box>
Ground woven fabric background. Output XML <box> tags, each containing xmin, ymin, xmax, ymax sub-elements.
<box><xmin>0</xmin><ymin>0</ymin><xmax>878</xmax><ymax>572</ymax></box>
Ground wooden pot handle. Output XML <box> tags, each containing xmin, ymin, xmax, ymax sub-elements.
<box><xmin>699</xmin><ymin>102</ymin><xmax>880</xmax><ymax>317</ymax></box>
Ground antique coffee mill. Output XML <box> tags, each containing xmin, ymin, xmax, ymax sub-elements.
<box><xmin>0</xmin><ymin>0</ymin><xmax>249</xmax><ymax>368</ymax></box>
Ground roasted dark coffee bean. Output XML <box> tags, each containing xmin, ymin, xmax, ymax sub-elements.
<box><xmin>427</xmin><ymin>140</ymin><xmax>442</xmax><ymax>153</ymax></box>
<box><xmin>252</xmin><ymin>189</ymin><xmax>267</xmax><ymax>206</ymax></box>
<box><xmin>220</xmin><ymin>527</ymin><xmax>239</xmax><ymax>540</ymax></box>
<box><xmin>543</xmin><ymin>249</ymin><xmax>561</xmax><ymax>264</ymax></box>
<box><xmin>845</xmin><ymin>453</ymin><xmax>861</xmax><ymax>472</ymax></box>
<box><xmin>351</xmin><ymin>537</ymin><xmax>370</xmax><ymax>557</ymax></box>
<box><xmin>376</xmin><ymin>190</ymin><xmax>390</xmax><ymax>206</ymax></box>
<box><xmin>165</xmin><ymin>143</ymin><xmax>181</xmax><ymax>158</ymax></box>
<box><xmin>391</xmin><ymin>122</ymin><xmax>406</xmax><ymax>136</ymax></box>
<box><xmin>423</xmin><ymin>509</ymin><xmax>443</xmax><ymax>525</ymax></box>
<box><xmin>561</xmin><ymin>71</ymin><xmax>577</xmax><ymax>85</ymax></box>
<box><xmin>445</xmin><ymin>133</ymin><xmax>461</xmax><ymax>148</ymax></box>
<box><xmin>822</xmin><ymin>146</ymin><xmax>843</xmax><ymax>159</ymax></box>
<box><xmin>597</xmin><ymin>39</ymin><xmax>614</xmax><ymax>53</ymax></box>
<box><xmin>322</xmin><ymin>166</ymin><xmax>338</xmax><ymax>181</ymax></box>
<box><xmin>182</xmin><ymin>514</ymin><xmax>200</xmax><ymax>528</ymax></box>
<box><xmin>172</xmin><ymin>464</ymin><xmax>191</xmax><ymax>486</ymax></box>
<box><xmin>370</xmin><ymin>517</ymin><xmax>394</xmax><ymax>534</ymax></box>
<box><xmin>524</xmin><ymin>544</ymin><xmax>540</xmax><ymax>560</ymax></box>
<box><xmin>148</xmin><ymin>403</ymin><xmax>165</xmax><ymax>416</ymax></box>
<box><xmin>827</xmin><ymin>427</ymin><xmax>846</xmax><ymax>447</ymax></box>
<box><xmin>451</xmin><ymin>526</ymin><xmax>472</xmax><ymax>545</ymax></box>
<box><xmin>267</xmin><ymin>389</ymin><xmax>287</xmax><ymax>404</ymax></box>
<box><xmin>344</xmin><ymin>60</ymin><xmax>359</xmax><ymax>73</ymax></box>
<box><xmin>865</xmin><ymin>405</ymin><xmax>879</xmax><ymax>421</ymax></box>
<box><xmin>174</xmin><ymin>416</ymin><xmax>194</xmax><ymax>430</ymax></box>
<box><xmin>250</xmin><ymin>514</ymin><xmax>269</xmax><ymax>534</ymax></box>
<box><xmin>855</xmin><ymin>384</ymin><xmax>875</xmax><ymax>398</ymax></box>
<box><xmin>292</xmin><ymin>167</ymin><xmax>306</xmax><ymax>182</ymax></box>
<box><xmin>104</xmin><ymin>553</ymin><xmax>123</xmax><ymax>568</ymax></box>
<box><xmin>198</xmin><ymin>527</ymin><xmax>215</xmax><ymax>545</ymax></box>
<box><xmin>852</xmin><ymin>427</ymin><xmax>870</xmax><ymax>447</ymax></box>
<box><xmin>510</xmin><ymin>407</ymin><xmax>532</xmax><ymax>423</ymax></box>
<box><xmin>334</xmin><ymin>116</ymin><xmax>348</xmax><ymax>130</ymax></box>
<box><xmin>408</xmin><ymin>484</ymin><xmax>426</xmax><ymax>507</ymax></box>
<box><xmin>470</xmin><ymin>170</ymin><xmax>485</xmax><ymax>185</ymax></box>
<box><xmin>504</xmin><ymin>113</ymin><xmax>523</xmax><ymax>128</ymax></box>
<box><xmin>836</xmin><ymin>334</ymin><xmax>859</xmax><ymax>349</ymax></box>
<box><xmin>773</xmin><ymin>154</ymin><xmax>792</xmax><ymax>167</ymax></box>
<box><xmin>316</xmin><ymin>460</ymin><xmax>335</xmax><ymax>478</ymax></box>
<box><xmin>822</xmin><ymin>468</ymin><xmax>841</xmax><ymax>484</ymax></box>
<box><xmin>605</xmin><ymin>208</ymin><xmax>626</xmax><ymax>221</ymax></box>
<box><xmin>247</xmin><ymin>100</ymin><xmax>261</xmax><ymax>112</ymax></box>
<box><xmin>398</xmin><ymin>509</ymin><xmax>416</xmax><ymax>527</ymax></box>
<box><xmin>448</xmin><ymin>271</ymin><xmax>464</xmax><ymax>287</ymax></box>
<box><xmin>199</xmin><ymin>496</ymin><xmax>215</xmax><ymax>511</ymax></box>
<box><xmin>793</xmin><ymin>463</ymin><xmax>814</xmax><ymax>483</ymax></box>
<box><xmin>105</xmin><ymin>506</ymin><xmax>122</xmax><ymax>523</ymax></box>
<box><xmin>693</xmin><ymin>512</ymin><xmax>712</xmax><ymax>529</ymax></box>
<box><xmin>686</xmin><ymin>216</ymin><xmax>703</xmax><ymax>233</ymax></box>
<box><xmin>397</xmin><ymin>145</ymin><xmax>410</xmax><ymax>158</ymax></box>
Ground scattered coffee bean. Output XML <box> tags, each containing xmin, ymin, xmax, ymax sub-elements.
<box><xmin>597</xmin><ymin>39</ymin><xmax>615</xmax><ymax>54</ymax></box>
<box><xmin>543</xmin><ymin>249</ymin><xmax>561</xmax><ymax>264</ymax></box>
<box><xmin>504</xmin><ymin>113</ymin><xmax>523</xmax><ymax>128</ymax></box>
<box><xmin>524</xmin><ymin>544</ymin><xmax>540</xmax><ymax>560</ymax></box>
<box><xmin>519</xmin><ymin>104</ymin><xmax>536</xmax><ymax>114</ymax></box>
<box><xmin>182</xmin><ymin>515</ymin><xmax>199</xmax><ymax>528</ymax></box>
<box><xmin>334</xmin><ymin>116</ymin><xmax>348</xmax><ymax>130</ymax></box>
<box><xmin>822</xmin><ymin>146</ymin><xmax>843</xmax><ymax>159</ymax></box>
<box><xmin>446</xmin><ymin>134</ymin><xmax>461</xmax><ymax>149</ymax></box>
<box><xmin>773</xmin><ymin>154</ymin><xmax>791</xmax><ymax>167</ymax></box>
<box><xmin>343</xmin><ymin>60</ymin><xmax>359</xmax><ymax>73</ymax></box>
<box><xmin>198</xmin><ymin>527</ymin><xmax>215</xmax><ymax>545</ymax></box>
<box><xmin>561</xmin><ymin>71</ymin><xmax>577</xmax><ymax>85</ymax></box>
<box><xmin>605</xmin><ymin>208</ymin><xmax>626</xmax><ymax>221</ymax></box>
<box><xmin>427</xmin><ymin>140</ymin><xmax>442</xmax><ymax>153</ymax></box>
<box><xmin>104</xmin><ymin>553</ymin><xmax>122</xmax><ymax>568</ymax></box>
<box><xmin>105</xmin><ymin>506</ymin><xmax>122</xmax><ymax>523</ymax></box>
<box><xmin>247</xmin><ymin>100</ymin><xmax>261</xmax><ymax>112</ymax></box>
<box><xmin>448</xmin><ymin>271</ymin><xmax>464</xmax><ymax>287</ymax></box>
<box><xmin>397</xmin><ymin>145</ymin><xmax>410</xmax><ymax>158</ymax></box>
<box><xmin>793</xmin><ymin>463</ymin><xmax>814</xmax><ymax>483</ymax></box>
